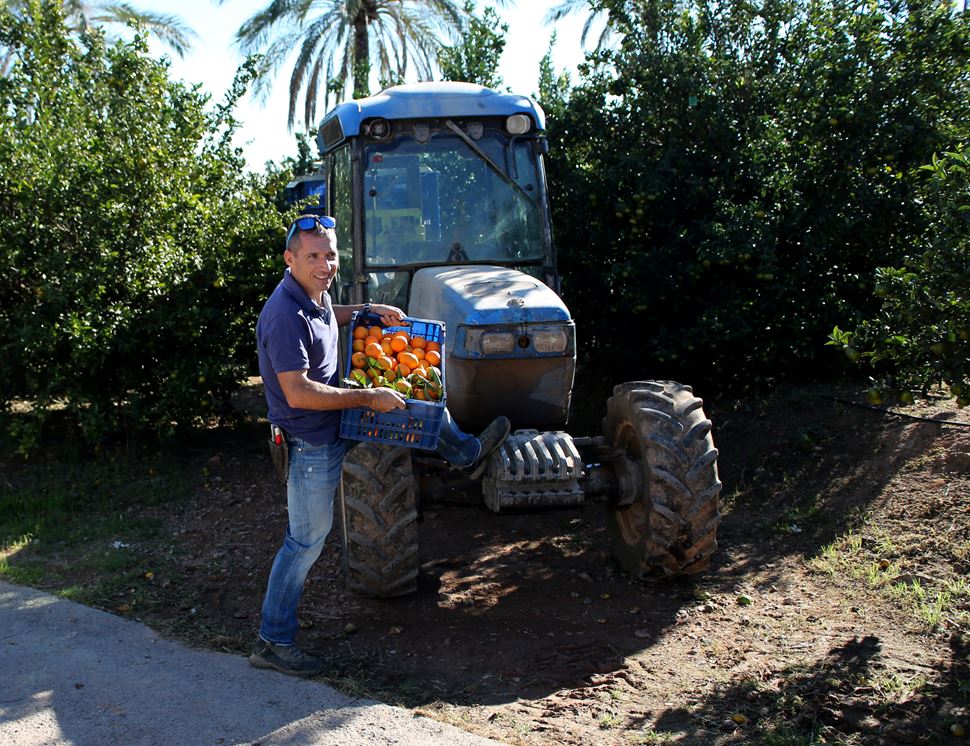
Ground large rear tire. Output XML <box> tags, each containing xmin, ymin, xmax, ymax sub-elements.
<box><xmin>603</xmin><ymin>381</ymin><xmax>721</xmax><ymax>578</ymax></box>
<box><xmin>339</xmin><ymin>442</ymin><xmax>419</xmax><ymax>597</ymax></box>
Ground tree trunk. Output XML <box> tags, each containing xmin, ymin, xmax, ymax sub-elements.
<box><xmin>352</xmin><ymin>5</ymin><xmax>372</xmax><ymax>99</ymax></box>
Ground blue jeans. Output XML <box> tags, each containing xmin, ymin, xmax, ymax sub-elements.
<box><xmin>257</xmin><ymin>411</ymin><xmax>478</xmax><ymax>645</ymax></box>
<box><xmin>258</xmin><ymin>436</ymin><xmax>347</xmax><ymax>645</ymax></box>
<box><xmin>435</xmin><ymin>408</ymin><xmax>480</xmax><ymax>468</ymax></box>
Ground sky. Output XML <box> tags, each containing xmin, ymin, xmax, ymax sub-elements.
<box><xmin>144</xmin><ymin>1</ymin><xmax>592</xmax><ymax>170</ymax></box>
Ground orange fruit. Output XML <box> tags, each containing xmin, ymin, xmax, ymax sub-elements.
<box><xmin>395</xmin><ymin>362</ymin><xmax>412</xmax><ymax>378</ymax></box>
<box><xmin>398</xmin><ymin>351</ymin><xmax>419</xmax><ymax>369</ymax></box>
<box><xmin>425</xmin><ymin>340</ymin><xmax>441</xmax><ymax>353</ymax></box>
<box><xmin>351</xmin><ymin>351</ymin><xmax>367</xmax><ymax>369</ymax></box>
<box><xmin>352</xmin><ymin>338</ymin><xmax>365</xmax><ymax>353</ymax></box>
<box><xmin>366</xmin><ymin>367</ymin><xmax>379</xmax><ymax>380</ymax></box>
<box><xmin>353</xmin><ymin>326</ymin><xmax>368</xmax><ymax>340</ymax></box>
<box><xmin>364</xmin><ymin>335</ymin><xmax>378</xmax><ymax>348</ymax></box>
<box><xmin>390</xmin><ymin>334</ymin><xmax>408</xmax><ymax>353</ymax></box>
<box><xmin>411</xmin><ymin>336</ymin><xmax>427</xmax><ymax>350</ymax></box>
<box><xmin>380</xmin><ymin>337</ymin><xmax>394</xmax><ymax>355</ymax></box>
<box><xmin>425</xmin><ymin>349</ymin><xmax>441</xmax><ymax>366</ymax></box>
<box><xmin>367</xmin><ymin>326</ymin><xmax>384</xmax><ymax>339</ymax></box>
<box><xmin>364</xmin><ymin>342</ymin><xmax>383</xmax><ymax>359</ymax></box>
<box><xmin>376</xmin><ymin>355</ymin><xmax>395</xmax><ymax>372</ymax></box>
<box><xmin>349</xmin><ymin>368</ymin><xmax>370</xmax><ymax>387</ymax></box>
<box><xmin>412</xmin><ymin>347</ymin><xmax>425</xmax><ymax>360</ymax></box>
<box><xmin>394</xmin><ymin>378</ymin><xmax>412</xmax><ymax>396</ymax></box>
<box><xmin>413</xmin><ymin>388</ymin><xmax>426</xmax><ymax>400</ymax></box>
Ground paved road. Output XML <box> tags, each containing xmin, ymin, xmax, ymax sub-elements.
<box><xmin>0</xmin><ymin>581</ymin><xmax>501</xmax><ymax>745</ymax></box>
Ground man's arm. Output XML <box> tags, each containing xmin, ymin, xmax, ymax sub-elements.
<box><xmin>334</xmin><ymin>303</ymin><xmax>405</xmax><ymax>328</ymax></box>
<box><xmin>277</xmin><ymin>370</ymin><xmax>405</xmax><ymax>413</ymax></box>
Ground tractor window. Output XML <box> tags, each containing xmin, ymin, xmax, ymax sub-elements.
<box><xmin>362</xmin><ymin>133</ymin><xmax>544</xmax><ymax>269</ymax></box>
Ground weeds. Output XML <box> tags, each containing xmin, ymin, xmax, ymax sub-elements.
<box><xmin>811</xmin><ymin>525</ymin><xmax>968</xmax><ymax>633</ymax></box>
<box><xmin>0</xmin><ymin>452</ymin><xmax>190</xmax><ymax>601</ymax></box>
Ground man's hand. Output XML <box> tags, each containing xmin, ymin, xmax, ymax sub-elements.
<box><xmin>371</xmin><ymin>304</ymin><xmax>405</xmax><ymax>326</ymax></box>
<box><xmin>367</xmin><ymin>387</ymin><xmax>407</xmax><ymax>413</ymax></box>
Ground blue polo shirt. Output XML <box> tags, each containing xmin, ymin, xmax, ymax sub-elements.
<box><xmin>256</xmin><ymin>269</ymin><xmax>341</xmax><ymax>445</ymax></box>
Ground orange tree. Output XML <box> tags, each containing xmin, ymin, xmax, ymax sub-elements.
<box><xmin>0</xmin><ymin>1</ymin><xmax>288</xmax><ymax>451</ymax></box>
<box><xmin>830</xmin><ymin>146</ymin><xmax>970</xmax><ymax>405</ymax></box>
<box><xmin>545</xmin><ymin>0</ymin><xmax>969</xmax><ymax>393</ymax></box>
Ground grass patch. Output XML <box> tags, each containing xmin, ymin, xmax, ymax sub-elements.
<box><xmin>810</xmin><ymin>527</ymin><xmax>969</xmax><ymax>632</ymax></box>
<box><xmin>0</xmin><ymin>450</ymin><xmax>192</xmax><ymax>601</ymax></box>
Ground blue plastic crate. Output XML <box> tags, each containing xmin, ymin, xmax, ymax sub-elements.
<box><xmin>339</xmin><ymin>313</ymin><xmax>446</xmax><ymax>450</ymax></box>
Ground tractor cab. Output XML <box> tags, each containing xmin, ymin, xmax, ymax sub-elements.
<box><xmin>317</xmin><ymin>83</ymin><xmax>558</xmax><ymax>311</ymax></box>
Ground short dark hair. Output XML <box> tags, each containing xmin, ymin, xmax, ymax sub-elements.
<box><xmin>286</xmin><ymin>214</ymin><xmax>336</xmax><ymax>253</ymax></box>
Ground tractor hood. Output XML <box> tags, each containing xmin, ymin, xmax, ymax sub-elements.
<box><xmin>408</xmin><ymin>265</ymin><xmax>575</xmax><ymax>431</ymax></box>
<box><xmin>408</xmin><ymin>265</ymin><xmax>570</xmax><ymax>329</ymax></box>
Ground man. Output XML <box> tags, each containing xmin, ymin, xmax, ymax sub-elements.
<box><xmin>250</xmin><ymin>214</ymin><xmax>510</xmax><ymax>676</ymax></box>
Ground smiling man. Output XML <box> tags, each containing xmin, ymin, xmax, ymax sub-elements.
<box><xmin>251</xmin><ymin>215</ymin><xmax>510</xmax><ymax>676</ymax></box>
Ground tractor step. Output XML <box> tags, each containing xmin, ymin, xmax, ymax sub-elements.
<box><xmin>482</xmin><ymin>430</ymin><xmax>585</xmax><ymax>512</ymax></box>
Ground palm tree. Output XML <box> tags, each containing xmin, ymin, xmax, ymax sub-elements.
<box><xmin>3</xmin><ymin>1</ymin><xmax>196</xmax><ymax>58</ymax></box>
<box><xmin>544</xmin><ymin>0</ymin><xmax>614</xmax><ymax>52</ymax></box>
<box><xmin>217</xmin><ymin>0</ymin><xmax>474</xmax><ymax>131</ymax></box>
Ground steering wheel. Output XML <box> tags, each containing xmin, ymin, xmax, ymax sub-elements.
<box><xmin>447</xmin><ymin>242</ymin><xmax>469</xmax><ymax>262</ymax></box>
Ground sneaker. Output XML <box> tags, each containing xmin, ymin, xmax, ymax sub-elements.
<box><xmin>249</xmin><ymin>638</ymin><xmax>322</xmax><ymax>677</ymax></box>
<box><xmin>468</xmin><ymin>416</ymin><xmax>511</xmax><ymax>479</ymax></box>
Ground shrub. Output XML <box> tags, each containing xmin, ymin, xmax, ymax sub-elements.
<box><xmin>0</xmin><ymin>1</ymin><xmax>288</xmax><ymax>451</ymax></box>
<box><xmin>546</xmin><ymin>0</ymin><xmax>969</xmax><ymax>393</ymax></box>
<box><xmin>830</xmin><ymin>147</ymin><xmax>970</xmax><ymax>405</ymax></box>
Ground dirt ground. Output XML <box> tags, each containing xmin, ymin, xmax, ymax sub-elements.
<box><xmin>8</xmin><ymin>381</ymin><xmax>970</xmax><ymax>744</ymax></box>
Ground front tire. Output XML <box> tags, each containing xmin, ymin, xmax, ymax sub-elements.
<box><xmin>603</xmin><ymin>381</ymin><xmax>721</xmax><ymax>578</ymax></box>
<box><xmin>339</xmin><ymin>442</ymin><xmax>419</xmax><ymax>597</ymax></box>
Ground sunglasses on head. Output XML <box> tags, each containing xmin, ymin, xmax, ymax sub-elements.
<box><xmin>286</xmin><ymin>215</ymin><xmax>337</xmax><ymax>246</ymax></box>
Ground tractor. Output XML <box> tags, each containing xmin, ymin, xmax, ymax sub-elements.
<box><xmin>311</xmin><ymin>82</ymin><xmax>721</xmax><ymax>597</ymax></box>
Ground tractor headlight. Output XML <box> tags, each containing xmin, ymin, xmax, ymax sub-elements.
<box><xmin>480</xmin><ymin>332</ymin><xmax>515</xmax><ymax>355</ymax></box>
<box><xmin>532</xmin><ymin>328</ymin><xmax>569</xmax><ymax>353</ymax></box>
<box><xmin>506</xmin><ymin>114</ymin><xmax>531</xmax><ymax>135</ymax></box>
<box><xmin>458</xmin><ymin>323</ymin><xmax>574</xmax><ymax>359</ymax></box>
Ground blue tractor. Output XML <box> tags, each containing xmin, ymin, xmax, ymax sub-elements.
<box><xmin>314</xmin><ymin>82</ymin><xmax>722</xmax><ymax>596</ymax></box>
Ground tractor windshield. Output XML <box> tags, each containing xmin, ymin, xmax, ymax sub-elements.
<box><xmin>362</xmin><ymin>132</ymin><xmax>545</xmax><ymax>269</ymax></box>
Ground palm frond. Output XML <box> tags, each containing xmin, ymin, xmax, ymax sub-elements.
<box><xmin>233</xmin><ymin>0</ymin><xmax>471</xmax><ymax>130</ymax></box>
<box><xmin>93</xmin><ymin>2</ymin><xmax>198</xmax><ymax>57</ymax></box>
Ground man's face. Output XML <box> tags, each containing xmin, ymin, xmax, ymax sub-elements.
<box><xmin>284</xmin><ymin>230</ymin><xmax>338</xmax><ymax>301</ymax></box>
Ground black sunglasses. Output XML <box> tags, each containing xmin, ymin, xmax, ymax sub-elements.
<box><xmin>286</xmin><ymin>215</ymin><xmax>336</xmax><ymax>246</ymax></box>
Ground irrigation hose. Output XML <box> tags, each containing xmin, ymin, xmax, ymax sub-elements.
<box><xmin>819</xmin><ymin>395</ymin><xmax>970</xmax><ymax>428</ymax></box>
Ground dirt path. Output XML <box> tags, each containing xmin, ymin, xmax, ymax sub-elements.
<box><xmin>5</xmin><ymin>383</ymin><xmax>969</xmax><ymax>744</ymax></box>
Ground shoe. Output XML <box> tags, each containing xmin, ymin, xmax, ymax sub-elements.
<box><xmin>468</xmin><ymin>416</ymin><xmax>511</xmax><ymax>479</ymax></box>
<box><xmin>249</xmin><ymin>638</ymin><xmax>322</xmax><ymax>677</ymax></box>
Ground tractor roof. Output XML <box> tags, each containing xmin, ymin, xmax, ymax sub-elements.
<box><xmin>316</xmin><ymin>82</ymin><xmax>545</xmax><ymax>153</ymax></box>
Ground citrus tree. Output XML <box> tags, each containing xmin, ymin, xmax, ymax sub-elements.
<box><xmin>545</xmin><ymin>0</ymin><xmax>969</xmax><ymax>393</ymax></box>
<box><xmin>830</xmin><ymin>146</ymin><xmax>970</xmax><ymax>406</ymax></box>
<box><xmin>437</xmin><ymin>0</ymin><xmax>507</xmax><ymax>88</ymax></box>
<box><xmin>0</xmin><ymin>1</ymin><xmax>287</xmax><ymax>451</ymax></box>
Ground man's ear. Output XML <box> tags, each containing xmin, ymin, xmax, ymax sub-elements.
<box><xmin>283</xmin><ymin>249</ymin><xmax>294</xmax><ymax>267</ymax></box>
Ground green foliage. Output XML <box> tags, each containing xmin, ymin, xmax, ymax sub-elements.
<box><xmin>830</xmin><ymin>147</ymin><xmax>970</xmax><ymax>405</ymax></box>
<box><xmin>537</xmin><ymin>32</ymin><xmax>571</xmax><ymax>117</ymax></box>
<box><xmin>547</xmin><ymin>0</ymin><xmax>970</xmax><ymax>392</ymax></box>
<box><xmin>438</xmin><ymin>0</ymin><xmax>507</xmax><ymax>89</ymax></box>
<box><xmin>0</xmin><ymin>1</ymin><xmax>287</xmax><ymax>451</ymax></box>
